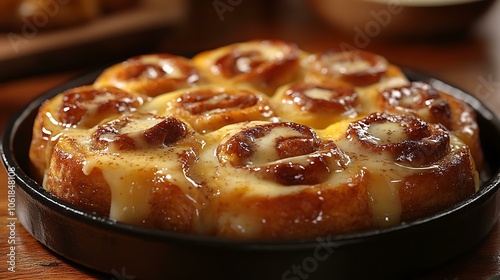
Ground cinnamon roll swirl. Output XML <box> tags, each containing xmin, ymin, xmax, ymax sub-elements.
<box><xmin>94</xmin><ymin>54</ymin><xmax>201</xmax><ymax>97</ymax></box>
<box><xmin>29</xmin><ymin>86</ymin><xmax>145</xmax><ymax>181</ymax></box>
<box><xmin>378</xmin><ymin>82</ymin><xmax>483</xmax><ymax>170</ymax></box>
<box><xmin>192</xmin><ymin>40</ymin><xmax>302</xmax><ymax>95</ymax></box>
<box><xmin>304</xmin><ymin>49</ymin><xmax>409</xmax><ymax>93</ymax></box>
<box><xmin>323</xmin><ymin>113</ymin><xmax>478</xmax><ymax>225</ymax></box>
<box><xmin>192</xmin><ymin>121</ymin><xmax>372</xmax><ymax>239</ymax></box>
<box><xmin>44</xmin><ymin>113</ymin><xmax>208</xmax><ymax>233</ymax></box>
<box><xmin>141</xmin><ymin>86</ymin><xmax>277</xmax><ymax>133</ymax></box>
<box><xmin>272</xmin><ymin>82</ymin><xmax>360</xmax><ymax>129</ymax></box>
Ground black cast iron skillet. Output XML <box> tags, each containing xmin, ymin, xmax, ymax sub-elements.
<box><xmin>2</xmin><ymin>69</ymin><xmax>499</xmax><ymax>280</ymax></box>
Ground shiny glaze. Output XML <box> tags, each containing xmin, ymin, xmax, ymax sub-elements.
<box><xmin>29</xmin><ymin>85</ymin><xmax>145</xmax><ymax>181</ymax></box>
<box><xmin>31</xmin><ymin>41</ymin><xmax>481</xmax><ymax>239</ymax></box>
<box><xmin>346</xmin><ymin>113</ymin><xmax>450</xmax><ymax>166</ymax></box>
<box><xmin>273</xmin><ymin>82</ymin><xmax>360</xmax><ymax>129</ymax></box>
<box><xmin>193</xmin><ymin>40</ymin><xmax>302</xmax><ymax>94</ymax></box>
<box><xmin>216</xmin><ymin>122</ymin><xmax>348</xmax><ymax>185</ymax></box>
<box><xmin>91</xmin><ymin>113</ymin><xmax>189</xmax><ymax>151</ymax></box>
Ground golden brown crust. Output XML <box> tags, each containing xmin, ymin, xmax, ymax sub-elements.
<box><xmin>399</xmin><ymin>147</ymin><xmax>477</xmax><ymax>221</ymax></box>
<box><xmin>212</xmin><ymin>174</ymin><xmax>373</xmax><ymax>239</ymax></box>
<box><xmin>441</xmin><ymin>92</ymin><xmax>484</xmax><ymax>171</ymax></box>
<box><xmin>331</xmin><ymin>113</ymin><xmax>477</xmax><ymax>228</ymax></box>
<box><xmin>46</xmin><ymin>137</ymin><xmax>201</xmax><ymax>233</ymax></box>
<box><xmin>145</xmin><ymin>180</ymin><xmax>199</xmax><ymax>233</ymax></box>
<box><xmin>31</xmin><ymin>40</ymin><xmax>482</xmax><ymax>240</ymax></box>
<box><xmin>45</xmin><ymin>136</ymin><xmax>111</xmax><ymax>216</ymax></box>
<box><xmin>198</xmin><ymin>121</ymin><xmax>370</xmax><ymax>239</ymax></box>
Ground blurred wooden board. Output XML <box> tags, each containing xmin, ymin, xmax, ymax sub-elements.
<box><xmin>0</xmin><ymin>0</ymin><xmax>187</xmax><ymax>80</ymax></box>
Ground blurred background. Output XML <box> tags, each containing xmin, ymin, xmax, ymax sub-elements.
<box><xmin>0</xmin><ymin>0</ymin><xmax>498</xmax><ymax>97</ymax></box>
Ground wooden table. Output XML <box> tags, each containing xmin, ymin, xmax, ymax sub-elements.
<box><xmin>1</xmin><ymin>1</ymin><xmax>499</xmax><ymax>279</ymax></box>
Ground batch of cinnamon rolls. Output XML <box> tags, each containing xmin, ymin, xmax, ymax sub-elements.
<box><xmin>29</xmin><ymin>40</ymin><xmax>483</xmax><ymax>240</ymax></box>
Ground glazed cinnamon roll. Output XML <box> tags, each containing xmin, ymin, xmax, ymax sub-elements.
<box><xmin>378</xmin><ymin>82</ymin><xmax>452</xmax><ymax>127</ymax></box>
<box><xmin>323</xmin><ymin>113</ymin><xmax>478</xmax><ymax>225</ymax></box>
<box><xmin>304</xmin><ymin>49</ymin><xmax>409</xmax><ymax>93</ymax></box>
<box><xmin>192</xmin><ymin>121</ymin><xmax>373</xmax><ymax>239</ymax></box>
<box><xmin>377</xmin><ymin>82</ymin><xmax>483</xmax><ymax>170</ymax></box>
<box><xmin>29</xmin><ymin>86</ymin><xmax>145</xmax><ymax>181</ymax></box>
<box><xmin>141</xmin><ymin>86</ymin><xmax>277</xmax><ymax>133</ymax></box>
<box><xmin>272</xmin><ymin>82</ymin><xmax>360</xmax><ymax>129</ymax></box>
<box><xmin>94</xmin><ymin>54</ymin><xmax>201</xmax><ymax>97</ymax></box>
<box><xmin>192</xmin><ymin>40</ymin><xmax>302</xmax><ymax>95</ymax></box>
<box><xmin>44</xmin><ymin>113</ymin><xmax>208</xmax><ymax>232</ymax></box>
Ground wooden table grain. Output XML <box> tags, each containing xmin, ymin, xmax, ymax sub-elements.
<box><xmin>1</xmin><ymin>1</ymin><xmax>500</xmax><ymax>279</ymax></box>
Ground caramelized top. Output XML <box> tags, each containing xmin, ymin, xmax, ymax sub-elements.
<box><xmin>282</xmin><ymin>83</ymin><xmax>358</xmax><ymax>115</ymax></box>
<box><xmin>307</xmin><ymin>49</ymin><xmax>389</xmax><ymax>86</ymax></box>
<box><xmin>179</xmin><ymin>88</ymin><xmax>261</xmax><ymax>115</ymax></box>
<box><xmin>346</xmin><ymin>113</ymin><xmax>450</xmax><ymax>166</ymax></box>
<box><xmin>214</xmin><ymin>40</ymin><xmax>300</xmax><ymax>80</ymax></box>
<box><xmin>59</xmin><ymin>86</ymin><xmax>144</xmax><ymax>128</ymax></box>
<box><xmin>142</xmin><ymin>86</ymin><xmax>276</xmax><ymax>133</ymax></box>
<box><xmin>116</xmin><ymin>54</ymin><xmax>198</xmax><ymax>82</ymax></box>
<box><xmin>380</xmin><ymin>82</ymin><xmax>453</xmax><ymax>128</ymax></box>
<box><xmin>95</xmin><ymin>53</ymin><xmax>201</xmax><ymax>96</ymax></box>
<box><xmin>92</xmin><ymin>114</ymin><xmax>189</xmax><ymax>151</ymax></box>
<box><xmin>216</xmin><ymin>122</ymin><xmax>347</xmax><ymax>185</ymax></box>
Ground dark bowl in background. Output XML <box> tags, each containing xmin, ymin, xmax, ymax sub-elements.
<box><xmin>308</xmin><ymin>0</ymin><xmax>497</xmax><ymax>40</ymax></box>
<box><xmin>1</xmin><ymin>69</ymin><xmax>499</xmax><ymax>280</ymax></box>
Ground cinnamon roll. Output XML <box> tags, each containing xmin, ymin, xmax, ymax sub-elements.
<box><xmin>192</xmin><ymin>121</ymin><xmax>372</xmax><ymax>239</ymax></box>
<box><xmin>192</xmin><ymin>40</ymin><xmax>302</xmax><ymax>95</ymax></box>
<box><xmin>272</xmin><ymin>82</ymin><xmax>360</xmax><ymax>129</ymax></box>
<box><xmin>29</xmin><ymin>86</ymin><xmax>145</xmax><ymax>181</ymax></box>
<box><xmin>141</xmin><ymin>86</ymin><xmax>277</xmax><ymax>133</ymax></box>
<box><xmin>304</xmin><ymin>49</ymin><xmax>409</xmax><ymax>94</ymax></box>
<box><xmin>377</xmin><ymin>82</ymin><xmax>483</xmax><ymax>170</ymax></box>
<box><xmin>323</xmin><ymin>113</ymin><xmax>478</xmax><ymax>225</ymax></box>
<box><xmin>94</xmin><ymin>54</ymin><xmax>201</xmax><ymax>97</ymax></box>
<box><xmin>44</xmin><ymin>113</ymin><xmax>208</xmax><ymax>232</ymax></box>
